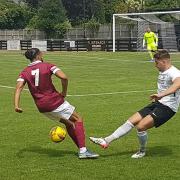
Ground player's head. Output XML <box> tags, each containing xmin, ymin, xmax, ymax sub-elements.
<box><xmin>154</xmin><ymin>49</ymin><xmax>171</xmax><ymax>72</ymax></box>
<box><xmin>145</xmin><ymin>27</ymin><xmax>151</xmax><ymax>32</ymax></box>
<box><xmin>24</xmin><ymin>48</ymin><xmax>43</xmax><ymax>62</ymax></box>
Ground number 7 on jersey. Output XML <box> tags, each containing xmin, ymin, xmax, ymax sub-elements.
<box><xmin>31</xmin><ymin>69</ymin><xmax>39</xmax><ymax>86</ymax></box>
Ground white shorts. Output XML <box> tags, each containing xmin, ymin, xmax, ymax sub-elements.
<box><xmin>43</xmin><ymin>101</ymin><xmax>75</xmax><ymax>122</ymax></box>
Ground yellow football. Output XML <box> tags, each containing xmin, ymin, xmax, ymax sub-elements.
<box><xmin>49</xmin><ymin>126</ymin><xmax>66</xmax><ymax>143</ymax></box>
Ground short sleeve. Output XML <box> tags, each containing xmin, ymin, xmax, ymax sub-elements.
<box><xmin>170</xmin><ymin>69</ymin><xmax>180</xmax><ymax>81</ymax></box>
<box><xmin>17</xmin><ymin>71</ymin><xmax>26</xmax><ymax>82</ymax></box>
<box><xmin>48</xmin><ymin>63</ymin><xmax>61</xmax><ymax>74</ymax></box>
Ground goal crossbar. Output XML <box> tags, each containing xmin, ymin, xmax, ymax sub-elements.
<box><xmin>113</xmin><ymin>11</ymin><xmax>180</xmax><ymax>17</ymax></box>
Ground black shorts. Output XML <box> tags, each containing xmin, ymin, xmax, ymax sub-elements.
<box><xmin>138</xmin><ymin>101</ymin><xmax>176</xmax><ymax>128</ymax></box>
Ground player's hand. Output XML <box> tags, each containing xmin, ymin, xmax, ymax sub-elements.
<box><xmin>15</xmin><ymin>107</ymin><xmax>23</xmax><ymax>113</ymax></box>
<box><xmin>150</xmin><ymin>94</ymin><xmax>162</xmax><ymax>101</ymax></box>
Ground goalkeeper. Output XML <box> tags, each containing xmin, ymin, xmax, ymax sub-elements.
<box><xmin>143</xmin><ymin>27</ymin><xmax>158</xmax><ymax>61</ymax></box>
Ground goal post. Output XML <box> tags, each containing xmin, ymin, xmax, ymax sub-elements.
<box><xmin>113</xmin><ymin>11</ymin><xmax>180</xmax><ymax>52</ymax></box>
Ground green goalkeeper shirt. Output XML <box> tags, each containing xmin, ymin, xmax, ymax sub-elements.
<box><xmin>143</xmin><ymin>32</ymin><xmax>158</xmax><ymax>44</ymax></box>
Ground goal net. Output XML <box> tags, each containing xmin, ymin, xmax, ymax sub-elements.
<box><xmin>112</xmin><ymin>11</ymin><xmax>180</xmax><ymax>52</ymax></box>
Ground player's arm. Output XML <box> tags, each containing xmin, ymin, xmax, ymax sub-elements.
<box><xmin>55</xmin><ymin>70</ymin><xmax>68</xmax><ymax>97</ymax></box>
<box><xmin>150</xmin><ymin>77</ymin><xmax>180</xmax><ymax>101</ymax></box>
<box><xmin>14</xmin><ymin>81</ymin><xmax>25</xmax><ymax>113</ymax></box>
<box><xmin>143</xmin><ymin>34</ymin><xmax>146</xmax><ymax>48</ymax></box>
<box><xmin>153</xmin><ymin>33</ymin><xmax>158</xmax><ymax>46</ymax></box>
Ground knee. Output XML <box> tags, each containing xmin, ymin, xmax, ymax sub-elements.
<box><xmin>70</xmin><ymin>115</ymin><xmax>83</xmax><ymax>123</ymax></box>
<box><xmin>60</xmin><ymin>118</ymin><xmax>73</xmax><ymax>127</ymax></box>
<box><xmin>136</xmin><ymin>124</ymin><xmax>147</xmax><ymax>132</ymax></box>
<box><xmin>76</xmin><ymin>117</ymin><xmax>83</xmax><ymax>122</ymax></box>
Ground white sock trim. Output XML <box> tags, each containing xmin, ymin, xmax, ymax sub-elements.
<box><xmin>126</xmin><ymin>120</ymin><xmax>135</xmax><ymax>128</ymax></box>
<box><xmin>79</xmin><ymin>147</ymin><xmax>87</xmax><ymax>153</ymax></box>
<box><xmin>137</xmin><ymin>131</ymin><xmax>147</xmax><ymax>136</ymax></box>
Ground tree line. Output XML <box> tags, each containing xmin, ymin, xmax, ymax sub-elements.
<box><xmin>0</xmin><ymin>0</ymin><xmax>179</xmax><ymax>38</ymax></box>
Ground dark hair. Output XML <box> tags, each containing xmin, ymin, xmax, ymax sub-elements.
<box><xmin>24</xmin><ymin>48</ymin><xmax>40</xmax><ymax>61</ymax></box>
<box><xmin>154</xmin><ymin>49</ymin><xmax>170</xmax><ymax>60</ymax></box>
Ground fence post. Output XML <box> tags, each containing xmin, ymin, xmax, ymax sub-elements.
<box><xmin>76</xmin><ymin>40</ymin><xmax>79</xmax><ymax>52</ymax></box>
<box><xmin>117</xmin><ymin>39</ymin><xmax>120</xmax><ymax>51</ymax></box>
<box><xmin>50</xmin><ymin>40</ymin><xmax>53</xmax><ymax>51</ymax></box>
<box><xmin>60</xmin><ymin>40</ymin><xmax>62</xmax><ymax>51</ymax></box>
<box><xmin>128</xmin><ymin>37</ymin><xmax>132</xmax><ymax>51</ymax></box>
<box><xmin>106</xmin><ymin>40</ymin><xmax>110</xmax><ymax>51</ymax></box>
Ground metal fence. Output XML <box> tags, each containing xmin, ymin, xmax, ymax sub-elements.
<box><xmin>0</xmin><ymin>29</ymin><xmax>46</xmax><ymax>40</ymax></box>
<box><xmin>65</xmin><ymin>24</ymin><xmax>138</xmax><ymax>39</ymax></box>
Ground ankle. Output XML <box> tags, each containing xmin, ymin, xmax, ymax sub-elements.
<box><xmin>79</xmin><ymin>147</ymin><xmax>87</xmax><ymax>153</ymax></box>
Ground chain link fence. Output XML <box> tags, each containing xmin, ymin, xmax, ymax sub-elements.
<box><xmin>0</xmin><ymin>29</ymin><xmax>46</xmax><ymax>40</ymax></box>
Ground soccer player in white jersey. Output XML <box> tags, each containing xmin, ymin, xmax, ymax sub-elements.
<box><xmin>90</xmin><ymin>49</ymin><xmax>180</xmax><ymax>158</ymax></box>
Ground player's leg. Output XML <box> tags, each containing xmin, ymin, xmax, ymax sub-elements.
<box><xmin>131</xmin><ymin>115</ymin><xmax>154</xmax><ymax>158</ymax></box>
<box><xmin>90</xmin><ymin>102</ymin><xmax>155</xmax><ymax>148</ymax></box>
<box><xmin>105</xmin><ymin>112</ymin><xmax>142</xmax><ymax>143</ymax></box>
<box><xmin>68</xmin><ymin>111</ymin><xmax>86</xmax><ymax>152</ymax></box>
<box><xmin>152</xmin><ymin>41</ymin><xmax>158</xmax><ymax>51</ymax></box>
<box><xmin>43</xmin><ymin>110</ymin><xmax>79</xmax><ymax>147</ymax></box>
<box><xmin>60</xmin><ymin>118</ymin><xmax>79</xmax><ymax>147</ymax></box>
<box><xmin>147</xmin><ymin>44</ymin><xmax>154</xmax><ymax>61</ymax></box>
<box><xmin>69</xmin><ymin>111</ymin><xmax>99</xmax><ymax>159</ymax></box>
<box><xmin>132</xmin><ymin>102</ymin><xmax>176</xmax><ymax>158</ymax></box>
<box><xmin>43</xmin><ymin>101</ymin><xmax>99</xmax><ymax>158</ymax></box>
<box><xmin>151</xmin><ymin>43</ymin><xmax>158</xmax><ymax>59</ymax></box>
<box><xmin>90</xmin><ymin>112</ymin><xmax>143</xmax><ymax>148</ymax></box>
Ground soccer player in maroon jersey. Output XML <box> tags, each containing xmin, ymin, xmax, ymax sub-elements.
<box><xmin>14</xmin><ymin>48</ymin><xmax>99</xmax><ymax>159</ymax></box>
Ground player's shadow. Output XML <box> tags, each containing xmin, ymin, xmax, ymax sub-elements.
<box><xmin>16</xmin><ymin>146</ymin><xmax>76</xmax><ymax>158</ymax></box>
<box><xmin>146</xmin><ymin>145</ymin><xmax>173</xmax><ymax>157</ymax></box>
<box><xmin>100</xmin><ymin>145</ymin><xmax>178</xmax><ymax>158</ymax></box>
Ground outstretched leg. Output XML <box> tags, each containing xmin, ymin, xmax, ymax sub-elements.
<box><xmin>90</xmin><ymin>112</ymin><xmax>142</xmax><ymax>148</ymax></box>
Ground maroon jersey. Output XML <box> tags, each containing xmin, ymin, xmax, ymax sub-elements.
<box><xmin>17</xmin><ymin>60</ymin><xmax>64</xmax><ymax>112</ymax></box>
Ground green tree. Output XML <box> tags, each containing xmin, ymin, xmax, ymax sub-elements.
<box><xmin>54</xmin><ymin>20</ymin><xmax>72</xmax><ymax>38</ymax></box>
<box><xmin>103</xmin><ymin>0</ymin><xmax>130</xmax><ymax>23</ymax></box>
<box><xmin>23</xmin><ymin>0</ymin><xmax>41</xmax><ymax>9</ymax></box>
<box><xmin>86</xmin><ymin>18</ymin><xmax>101</xmax><ymax>38</ymax></box>
<box><xmin>62</xmin><ymin>0</ymin><xmax>105</xmax><ymax>25</ymax></box>
<box><xmin>143</xmin><ymin>0</ymin><xmax>180</xmax><ymax>22</ymax></box>
<box><xmin>62</xmin><ymin>0</ymin><xmax>84</xmax><ymax>25</ymax></box>
<box><xmin>90</xmin><ymin>0</ymin><xmax>106</xmax><ymax>22</ymax></box>
<box><xmin>144</xmin><ymin>0</ymin><xmax>180</xmax><ymax>11</ymax></box>
<box><xmin>28</xmin><ymin>0</ymin><xmax>68</xmax><ymax>38</ymax></box>
<box><xmin>0</xmin><ymin>0</ymin><xmax>33</xmax><ymax>29</ymax></box>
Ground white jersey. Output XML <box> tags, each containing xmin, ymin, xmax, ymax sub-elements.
<box><xmin>158</xmin><ymin>66</ymin><xmax>180</xmax><ymax>112</ymax></box>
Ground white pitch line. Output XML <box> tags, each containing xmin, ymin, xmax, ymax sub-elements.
<box><xmin>0</xmin><ymin>85</ymin><xmax>29</xmax><ymax>91</ymax></box>
<box><xmin>67</xmin><ymin>89</ymin><xmax>155</xmax><ymax>97</ymax></box>
<box><xmin>0</xmin><ymin>84</ymin><xmax>155</xmax><ymax>97</ymax></box>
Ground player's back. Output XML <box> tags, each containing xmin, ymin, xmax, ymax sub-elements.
<box><xmin>20</xmin><ymin>61</ymin><xmax>64</xmax><ymax>112</ymax></box>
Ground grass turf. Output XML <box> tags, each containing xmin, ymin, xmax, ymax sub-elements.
<box><xmin>0</xmin><ymin>51</ymin><xmax>180</xmax><ymax>180</ymax></box>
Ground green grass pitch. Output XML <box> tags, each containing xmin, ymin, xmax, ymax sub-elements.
<box><xmin>0</xmin><ymin>51</ymin><xmax>180</xmax><ymax>180</ymax></box>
